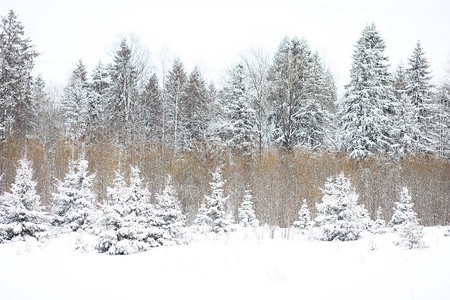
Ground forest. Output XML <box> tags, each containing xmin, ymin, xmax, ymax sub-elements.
<box><xmin>0</xmin><ymin>9</ymin><xmax>449</xmax><ymax>233</ymax></box>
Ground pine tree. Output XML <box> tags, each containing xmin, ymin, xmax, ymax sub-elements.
<box><xmin>205</xmin><ymin>167</ymin><xmax>233</xmax><ymax>233</ymax></box>
<box><xmin>61</xmin><ymin>60</ymin><xmax>90</xmax><ymax>142</ymax></box>
<box><xmin>293</xmin><ymin>199</ymin><xmax>313</xmax><ymax>233</ymax></box>
<box><xmin>406</xmin><ymin>41</ymin><xmax>437</xmax><ymax>153</ymax></box>
<box><xmin>315</xmin><ymin>172</ymin><xmax>365</xmax><ymax>241</ymax></box>
<box><xmin>52</xmin><ymin>158</ymin><xmax>98</xmax><ymax>232</ymax></box>
<box><xmin>0</xmin><ymin>158</ymin><xmax>48</xmax><ymax>242</ymax></box>
<box><xmin>156</xmin><ymin>175</ymin><xmax>186</xmax><ymax>244</ymax></box>
<box><xmin>97</xmin><ymin>167</ymin><xmax>165</xmax><ymax>255</ymax></box>
<box><xmin>338</xmin><ymin>23</ymin><xmax>396</xmax><ymax>159</ymax></box>
<box><xmin>435</xmin><ymin>82</ymin><xmax>450</xmax><ymax>158</ymax></box>
<box><xmin>391</xmin><ymin>187</ymin><xmax>424</xmax><ymax>248</ymax></box>
<box><xmin>238</xmin><ymin>188</ymin><xmax>259</xmax><ymax>227</ymax></box>
<box><xmin>0</xmin><ymin>10</ymin><xmax>39</xmax><ymax>141</ymax></box>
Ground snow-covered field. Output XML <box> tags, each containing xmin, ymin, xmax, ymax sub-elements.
<box><xmin>1</xmin><ymin>227</ymin><xmax>449</xmax><ymax>300</ymax></box>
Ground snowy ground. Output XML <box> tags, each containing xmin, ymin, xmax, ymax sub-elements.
<box><xmin>0</xmin><ymin>227</ymin><xmax>449</xmax><ymax>300</ymax></box>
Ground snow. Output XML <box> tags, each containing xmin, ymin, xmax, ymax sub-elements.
<box><xmin>0</xmin><ymin>226</ymin><xmax>449</xmax><ymax>300</ymax></box>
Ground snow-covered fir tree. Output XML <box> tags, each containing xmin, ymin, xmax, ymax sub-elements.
<box><xmin>205</xmin><ymin>167</ymin><xmax>233</xmax><ymax>233</ymax></box>
<box><xmin>61</xmin><ymin>60</ymin><xmax>91</xmax><ymax>142</ymax></box>
<box><xmin>164</xmin><ymin>59</ymin><xmax>188</xmax><ymax>151</ymax></box>
<box><xmin>391</xmin><ymin>187</ymin><xmax>424</xmax><ymax>248</ymax></box>
<box><xmin>406</xmin><ymin>41</ymin><xmax>437</xmax><ymax>153</ymax></box>
<box><xmin>215</xmin><ymin>64</ymin><xmax>258</xmax><ymax>157</ymax></box>
<box><xmin>88</xmin><ymin>60</ymin><xmax>110</xmax><ymax>140</ymax></box>
<box><xmin>389</xmin><ymin>187</ymin><xmax>419</xmax><ymax>231</ymax></box>
<box><xmin>373</xmin><ymin>206</ymin><xmax>387</xmax><ymax>234</ymax></box>
<box><xmin>238</xmin><ymin>188</ymin><xmax>259</xmax><ymax>227</ymax></box>
<box><xmin>392</xmin><ymin>64</ymin><xmax>420</xmax><ymax>156</ymax></box>
<box><xmin>52</xmin><ymin>158</ymin><xmax>98</xmax><ymax>232</ymax></box>
<box><xmin>315</xmin><ymin>172</ymin><xmax>366</xmax><ymax>241</ymax></box>
<box><xmin>193</xmin><ymin>202</ymin><xmax>211</xmax><ymax>233</ymax></box>
<box><xmin>435</xmin><ymin>81</ymin><xmax>450</xmax><ymax>158</ymax></box>
<box><xmin>183</xmin><ymin>67</ymin><xmax>211</xmax><ymax>148</ymax></box>
<box><xmin>139</xmin><ymin>73</ymin><xmax>163</xmax><ymax>143</ymax></box>
<box><xmin>0</xmin><ymin>10</ymin><xmax>39</xmax><ymax>141</ymax></box>
<box><xmin>338</xmin><ymin>23</ymin><xmax>397</xmax><ymax>159</ymax></box>
<box><xmin>156</xmin><ymin>175</ymin><xmax>186</xmax><ymax>244</ymax></box>
<box><xmin>97</xmin><ymin>167</ymin><xmax>165</xmax><ymax>255</ymax></box>
<box><xmin>293</xmin><ymin>199</ymin><xmax>313</xmax><ymax>233</ymax></box>
<box><xmin>0</xmin><ymin>158</ymin><xmax>48</xmax><ymax>242</ymax></box>
<box><xmin>268</xmin><ymin>37</ymin><xmax>333</xmax><ymax>151</ymax></box>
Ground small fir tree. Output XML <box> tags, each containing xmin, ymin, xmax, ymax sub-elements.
<box><xmin>52</xmin><ymin>158</ymin><xmax>98</xmax><ymax>232</ymax></box>
<box><xmin>373</xmin><ymin>206</ymin><xmax>387</xmax><ymax>234</ymax></box>
<box><xmin>315</xmin><ymin>172</ymin><xmax>366</xmax><ymax>241</ymax></box>
<box><xmin>238</xmin><ymin>188</ymin><xmax>259</xmax><ymax>227</ymax></box>
<box><xmin>193</xmin><ymin>202</ymin><xmax>211</xmax><ymax>233</ymax></box>
<box><xmin>97</xmin><ymin>167</ymin><xmax>165</xmax><ymax>255</ymax></box>
<box><xmin>391</xmin><ymin>187</ymin><xmax>424</xmax><ymax>248</ymax></box>
<box><xmin>0</xmin><ymin>158</ymin><xmax>48</xmax><ymax>242</ymax></box>
<box><xmin>293</xmin><ymin>199</ymin><xmax>313</xmax><ymax>233</ymax></box>
<box><xmin>156</xmin><ymin>175</ymin><xmax>186</xmax><ymax>244</ymax></box>
<box><xmin>205</xmin><ymin>167</ymin><xmax>233</xmax><ymax>233</ymax></box>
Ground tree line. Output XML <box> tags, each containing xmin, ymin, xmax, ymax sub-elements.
<box><xmin>0</xmin><ymin>11</ymin><xmax>449</xmax><ymax>228</ymax></box>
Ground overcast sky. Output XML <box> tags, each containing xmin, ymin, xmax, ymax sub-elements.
<box><xmin>1</xmin><ymin>0</ymin><xmax>449</xmax><ymax>95</ymax></box>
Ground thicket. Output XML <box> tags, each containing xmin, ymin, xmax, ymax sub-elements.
<box><xmin>1</xmin><ymin>136</ymin><xmax>448</xmax><ymax>227</ymax></box>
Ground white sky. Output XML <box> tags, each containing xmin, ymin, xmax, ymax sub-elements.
<box><xmin>1</xmin><ymin>0</ymin><xmax>450</xmax><ymax>95</ymax></box>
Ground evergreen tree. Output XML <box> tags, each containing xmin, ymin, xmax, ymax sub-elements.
<box><xmin>391</xmin><ymin>187</ymin><xmax>424</xmax><ymax>248</ymax></box>
<box><xmin>89</xmin><ymin>61</ymin><xmax>110</xmax><ymax>139</ymax></box>
<box><xmin>183</xmin><ymin>67</ymin><xmax>211</xmax><ymax>148</ymax></box>
<box><xmin>97</xmin><ymin>167</ymin><xmax>165</xmax><ymax>255</ymax></box>
<box><xmin>193</xmin><ymin>202</ymin><xmax>211</xmax><ymax>233</ymax></box>
<box><xmin>61</xmin><ymin>60</ymin><xmax>90</xmax><ymax>142</ymax></box>
<box><xmin>435</xmin><ymin>81</ymin><xmax>450</xmax><ymax>158</ymax></box>
<box><xmin>293</xmin><ymin>199</ymin><xmax>313</xmax><ymax>233</ymax></box>
<box><xmin>315</xmin><ymin>172</ymin><xmax>366</xmax><ymax>241</ymax></box>
<box><xmin>338</xmin><ymin>23</ymin><xmax>396</xmax><ymax>159</ymax></box>
<box><xmin>373</xmin><ymin>206</ymin><xmax>386</xmax><ymax>234</ymax></box>
<box><xmin>406</xmin><ymin>41</ymin><xmax>437</xmax><ymax>153</ymax></box>
<box><xmin>140</xmin><ymin>73</ymin><xmax>162</xmax><ymax>143</ymax></box>
<box><xmin>52</xmin><ymin>158</ymin><xmax>98</xmax><ymax>232</ymax></box>
<box><xmin>238</xmin><ymin>188</ymin><xmax>259</xmax><ymax>227</ymax></box>
<box><xmin>268</xmin><ymin>37</ymin><xmax>332</xmax><ymax>151</ymax></box>
<box><xmin>205</xmin><ymin>167</ymin><xmax>233</xmax><ymax>233</ymax></box>
<box><xmin>165</xmin><ymin>58</ymin><xmax>188</xmax><ymax>151</ymax></box>
<box><xmin>0</xmin><ymin>158</ymin><xmax>48</xmax><ymax>242</ymax></box>
<box><xmin>156</xmin><ymin>175</ymin><xmax>186</xmax><ymax>244</ymax></box>
<box><xmin>108</xmin><ymin>39</ymin><xmax>138</xmax><ymax>143</ymax></box>
<box><xmin>216</xmin><ymin>64</ymin><xmax>258</xmax><ymax>157</ymax></box>
<box><xmin>393</xmin><ymin>64</ymin><xmax>420</xmax><ymax>156</ymax></box>
<box><xmin>0</xmin><ymin>10</ymin><xmax>39</xmax><ymax>141</ymax></box>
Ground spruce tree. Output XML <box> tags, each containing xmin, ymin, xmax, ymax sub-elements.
<box><xmin>164</xmin><ymin>59</ymin><xmax>188</xmax><ymax>151</ymax></box>
<box><xmin>0</xmin><ymin>158</ymin><xmax>48</xmax><ymax>242</ymax></box>
<box><xmin>156</xmin><ymin>175</ymin><xmax>186</xmax><ymax>244</ymax></box>
<box><xmin>293</xmin><ymin>199</ymin><xmax>313</xmax><ymax>233</ymax></box>
<box><xmin>391</xmin><ymin>187</ymin><xmax>424</xmax><ymax>248</ymax></box>
<box><xmin>338</xmin><ymin>23</ymin><xmax>396</xmax><ymax>159</ymax></box>
<box><xmin>97</xmin><ymin>167</ymin><xmax>165</xmax><ymax>255</ymax></box>
<box><xmin>0</xmin><ymin>10</ymin><xmax>39</xmax><ymax>141</ymax></box>
<box><xmin>393</xmin><ymin>64</ymin><xmax>420</xmax><ymax>156</ymax></box>
<box><xmin>315</xmin><ymin>172</ymin><xmax>366</xmax><ymax>241</ymax></box>
<box><xmin>238</xmin><ymin>188</ymin><xmax>259</xmax><ymax>227</ymax></box>
<box><xmin>52</xmin><ymin>158</ymin><xmax>98</xmax><ymax>232</ymax></box>
<box><xmin>406</xmin><ymin>41</ymin><xmax>437</xmax><ymax>153</ymax></box>
<box><xmin>205</xmin><ymin>167</ymin><xmax>233</xmax><ymax>233</ymax></box>
<box><xmin>61</xmin><ymin>60</ymin><xmax>90</xmax><ymax>142</ymax></box>
<box><xmin>373</xmin><ymin>206</ymin><xmax>386</xmax><ymax>234</ymax></box>
<box><xmin>139</xmin><ymin>73</ymin><xmax>162</xmax><ymax>143</ymax></box>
